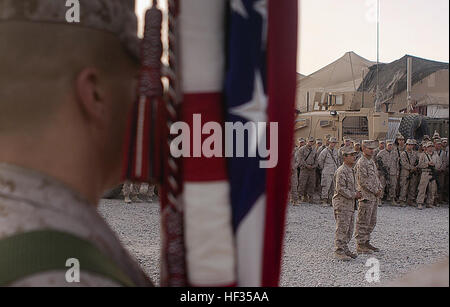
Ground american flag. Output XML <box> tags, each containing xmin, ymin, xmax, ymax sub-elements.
<box><xmin>179</xmin><ymin>0</ymin><xmax>298</xmax><ymax>287</ymax></box>
<box><xmin>225</xmin><ymin>0</ymin><xmax>298</xmax><ymax>287</ymax></box>
<box><xmin>124</xmin><ymin>0</ymin><xmax>297</xmax><ymax>287</ymax></box>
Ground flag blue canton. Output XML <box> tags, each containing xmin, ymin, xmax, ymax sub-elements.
<box><xmin>225</xmin><ymin>0</ymin><xmax>268</xmax><ymax>231</ymax></box>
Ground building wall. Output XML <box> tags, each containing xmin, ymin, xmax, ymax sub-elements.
<box><xmin>389</xmin><ymin>69</ymin><xmax>449</xmax><ymax>114</ymax></box>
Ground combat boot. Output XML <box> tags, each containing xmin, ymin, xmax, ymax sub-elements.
<box><xmin>417</xmin><ymin>204</ymin><xmax>423</xmax><ymax>210</ymax></box>
<box><xmin>356</xmin><ymin>244</ymin><xmax>373</xmax><ymax>255</ymax></box>
<box><xmin>344</xmin><ymin>248</ymin><xmax>358</xmax><ymax>259</ymax></box>
<box><xmin>334</xmin><ymin>249</ymin><xmax>352</xmax><ymax>261</ymax></box>
<box><xmin>365</xmin><ymin>242</ymin><xmax>380</xmax><ymax>252</ymax></box>
<box><xmin>124</xmin><ymin>196</ymin><xmax>132</xmax><ymax>203</ymax></box>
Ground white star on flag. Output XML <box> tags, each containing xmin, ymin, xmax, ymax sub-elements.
<box><xmin>229</xmin><ymin>70</ymin><xmax>267</xmax><ymax>155</ymax></box>
<box><xmin>231</xmin><ymin>0</ymin><xmax>248</xmax><ymax>18</ymax></box>
<box><xmin>253</xmin><ymin>0</ymin><xmax>268</xmax><ymax>47</ymax></box>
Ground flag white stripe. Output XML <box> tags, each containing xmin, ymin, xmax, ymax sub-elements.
<box><xmin>236</xmin><ymin>194</ymin><xmax>266</xmax><ymax>287</ymax></box>
<box><xmin>183</xmin><ymin>182</ymin><xmax>236</xmax><ymax>286</ymax></box>
<box><xmin>180</xmin><ymin>0</ymin><xmax>226</xmax><ymax>94</ymax></box>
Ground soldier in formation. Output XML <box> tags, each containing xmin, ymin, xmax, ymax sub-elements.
<box><xmin>318</xmin><ymin>137</ymin><xmax>339</xmax><ymax>206</ymax></box>
<box><xmin>298</xmin><ymin>137</ymin><xmax>318</xmax><ymax>203</ymax></box>
<box><xmin>332</xmin><ymin>147</ymin><xmax>361</xmax><ymax>261</ymax></box>
<box><xmin>355</xmin><ymin>140</ymin><xmax>383</xmax><ymax>255</ymax></box>
<box><xmin>416</xmin><ymin>142</ymin><xmax>442</xmax><ymax>209</ymax></box>
<box><xmin>398</xmin><ymin>139</ymin><xmax>420</xmax><ymax>206</ymax></box>
<box><xmin>375</xmin><ymin>140</ymin><xmax>399</xmax><ymax>205</ymax></box>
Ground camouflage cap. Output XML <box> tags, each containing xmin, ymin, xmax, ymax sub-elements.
<box><xmin>405</xmin><ymin>139</ymin><xmax>415</xmax><ymax>145</ymax></box>
<box><xmin>307</xmin><ymin>136</ymin><xmax>315</xmax><ymax>142</ymax></box>
<box><xmin>362</xmin><ymin>140</ymin><xmax>377</xmax><ymax>149</ymax></box>
<box><xmin>343</xmin><ymin>137</ymin><xmax>352</xmax><ymax>142</ymax></box>
<box><xmin>379</xmin><ymin>140</ymin><xmax>386</xmax><ymax>144</ymax></box>
<box><xmin>316</xmin><ymin>138</ymin><xmax>323</xmax><ymax>144</ymax></box>
<box><xmin>433</xmin><ymin>130</ymin><xmax>441</xmax><ymax>139</ymax></box>
<box><xmin>395</xmin><ymin>133</ymin><xmax>405</xmax><ymax>140</ymax></box>
<box><xmin>425</xmin><ymin>141</ymin><xmax>434</xmax><ymax>147</ymax></box>
<box><xmin>0</xmin><ymin>0</ymin><xmax>139</xmax><ymax>60</ymax></box>
<box><xmin>423</xmin><ymin>135</ymin><xmax>431</xmax><ymax>141</ymax></box>
<box><xmin>342</xmin><ymin>146</ymin><xmax>357</xmax><ymax>156</ymax></box>
<box><xmin>329</xmin><ymin>137</ymin><xmax>338</xmax><ymax>143</ymax></box>
<box><xmin>435</xmin><ymin>139</ymin><xmax>442</xmax><ymax>145</ymax></box>
<box><xmin>442</xmin><ymin>138</ymin><xmax>448</xmax><ymax>143</ymax></box>
<box><xmin>386</xmin><ymin>140</ymin><xmax>394</xmax><ymax>145</ymax></box>
<box><xmin>298</xmin><ymin>137</ymin><xmax>306</xmax><ymax>143</ymax></box>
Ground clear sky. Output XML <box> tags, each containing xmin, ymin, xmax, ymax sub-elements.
<box><xmin>136</xmin><ymin>0</ymin><xmax>449</xmax><ymax>76</ymax></box>
<box><xmin>299</xmin><ymin>0</ymin><xmax>449</xmax><ymax>75</ymax></box>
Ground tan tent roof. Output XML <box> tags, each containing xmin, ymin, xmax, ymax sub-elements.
<box><xmin>296</xmin><ymin>52</ymin><xmax>375</xmax><ymax>112</ymax></box>
<box><xmin>299</xmin><ymin>51</ymin><xmax>375</xmax><ymax>92</ymax></box>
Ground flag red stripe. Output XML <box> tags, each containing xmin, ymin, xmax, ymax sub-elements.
<box><xmin>263</xmin><ymin>0</ymin><xmax>298</xmax><ymax>287</ymax></box>
<box><xmin>182</xmin><ymin>93</ymin><xmax>228</xmax><ymax>182</ymax></box>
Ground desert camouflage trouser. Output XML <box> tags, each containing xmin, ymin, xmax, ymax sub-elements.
<box><xmin>416</xmin><ymin>171</ymin><xmax>437</xmax><ymax>206</ymax></box>
<box><xmin>378</xmin><ymin>173</ymin><xmax>397</xmax><ymax>200</ymax></box>
<box><xmin>298</xmin><ymin>168</ymin><xmax>316</xmax><ymax>199</ymax></box>
<box><xmin>321</xmin><ymin>173</ymin><xmax>335</xmax><ymax>201</ymax></box>
<box><xmin>399</xmin><ymin>173</ymin><xmax>419</xmax><ymax>203</ymax></box>
<box><xmin>355</xmin><ymin>199</ymin><xmax>378</xmax><ymax>245</ymax></box>
<box><xmin>122</xmin><ymin>181</ymin><xmax>155</xmax><ymax>201</ymax></box>
<box><xmin>290</xmin><ymin>168</ymin><xmax>299</xmax><ymax>203</ymax></box>
<box><xmin>333</xmin><ymin>202</ymin><xmax>355</xmax><ymax>252</ymax></box>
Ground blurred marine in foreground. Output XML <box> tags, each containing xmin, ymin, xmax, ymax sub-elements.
<box><xmin>0</xmin><ymin>0</ymin><xmax>152</xmax><ymax>286</ymax></box>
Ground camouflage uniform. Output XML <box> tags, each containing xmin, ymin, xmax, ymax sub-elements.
<box><xmin>399</xmin><ymin>149</ymin><xmax>419</xmax><ymax>205</ymax></box>
<box><xmin>332</xmin><ymin>163</ymin><xmax>358</xmax><ymax>255</ymax></box>
<box><xmin>436</xmin><ymin>147</ymin><xmax>447</xmax><ymax>203</ymax></box>
<box><xmin>394</xmin><ymin>144</ymin><xmax>405</xmax><ymax>199</ymax></box>
<box><xmin>338</xmin><ymin>145</ymin><xmax>352</xmax><ymax>165</ymax></box>
<box><xmin>318</xmin><ymin>146</ymin><xmax>339</xmax><ymax>202</ymax></box>
<box><xmin>290</xmin><ymin>147</ymin><xmax>301</xmax><ymax>204</ymax></box>
<box><xmin>298</xmin><ymin>144</ymin><xmax>317</xmax><ymax>201</ymax></box>
<box><xmin>376</xmin><ymin>147</ymin><xmax>399</xmax><ymax>201</ymax></box>
<box><xmin>0</xmin><ymin>164</ymin><xmax>151</xmax><ymax>286</ymax></box>
<box><xmin>315</xmin><ymin>141</ymin><xmax>325</xmax><ymax>194</ymax></box>
<box><xmin>442</xmin><ymin>142</ymin><xmax>449</xmax><ymax>202</ymax></box>
<box><xmin>417</xmin><ymin>149</ymin><xmax>442</xmax><ymax>208</ymax></box>
<box><xmin>355</xmin><ymin>148</ymin><xmax>382</xmax><ymax>249</ymax></box>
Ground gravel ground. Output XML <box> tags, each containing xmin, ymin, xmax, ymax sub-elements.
<box><xmin>99</xmin><ymin>199</ymin><xmax>449</xmax><ymax>287</ymax></box>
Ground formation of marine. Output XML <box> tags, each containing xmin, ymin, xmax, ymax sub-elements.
<box><xmin>290</xmin><ymin>131</ymin><xmax>449</xmax><ymax>209</ymax></box>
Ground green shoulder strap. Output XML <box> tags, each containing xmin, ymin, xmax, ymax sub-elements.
<box><xmin>0</xmin><ymin>230</ymin><xmax>135</xmax><ymax>287</ymax></box>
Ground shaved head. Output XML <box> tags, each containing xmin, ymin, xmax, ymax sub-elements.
<box><xmin>0</xmin><ymin>21</ymin><xmax>140</xmax><ymax>202</ymax></box>
<box><xmin>0</xmin><ymin>21</ymin><xmax>138</xmax><ymax>133</ymax></box>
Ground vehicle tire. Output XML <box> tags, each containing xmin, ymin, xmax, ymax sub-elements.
<box><xmin>399</xmin><ymin>114</ymin><xmax>429</xmax><ymax>141</ymax></box>
<box><xmin>103</xmin><ymin>184</ymin><xmax>124</xmax><ymax>199</ymax></box>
